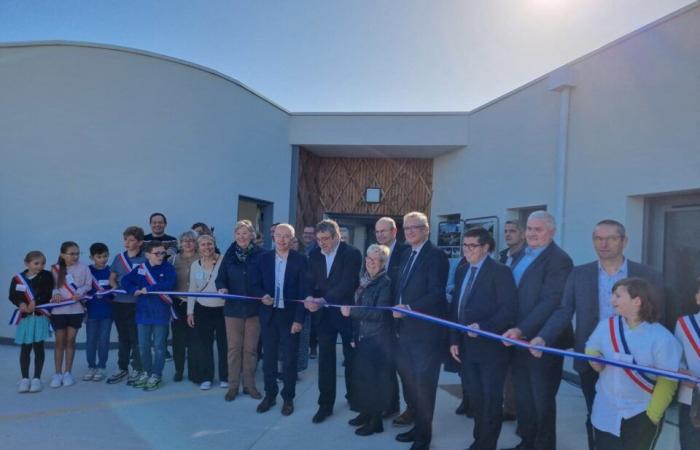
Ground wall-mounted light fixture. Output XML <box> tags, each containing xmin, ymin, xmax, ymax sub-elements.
<box><xmin>365</xmin><ymin>187</ymin><xmax>382</xmax><ymax>204</ymax></box>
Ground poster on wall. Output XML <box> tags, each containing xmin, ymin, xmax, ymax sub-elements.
<box><xmin>463</xmin><ymin>216</ymin><xmax>500</xmax><ymax>256</ymax></box>
<box><xmin>437</xmin><ymin>221</ymin><xmax>463</xmax><ymax>259</ymax></box>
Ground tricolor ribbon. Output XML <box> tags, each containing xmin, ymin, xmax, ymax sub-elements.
<box><xmin>678</xmin><ymin>314</ymin><xmax>700</xmax><ymax>359</ymax></box>
<box><xmin>139</xmin><ymin>264</ymin><xmax>178</xmax><ymax>320</ymax></box>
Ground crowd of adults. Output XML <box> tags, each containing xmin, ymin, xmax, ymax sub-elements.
<box><xmin>10</xmin><ymin>209</ymin><xmax>699</xmax><ymax>450</ymax></box>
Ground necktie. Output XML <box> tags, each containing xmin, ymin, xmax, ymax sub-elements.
<box><xmin>399</xmin><ymin>250</ymin><xmax>417</xmax><ymax>293</ymax></box>
<box><xmin>458</xmin><ymin>266</ymin><xmax>478</xmax><ymax>322</ymax></box>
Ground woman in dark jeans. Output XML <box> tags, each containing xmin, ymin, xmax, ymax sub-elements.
<box><xmin>341</xmin><ymin>244</ymin><xmax>394</xmax><ymax>436</ymax></box>
<box><xmin>215</xmin><ymin>219</ymin><xmax>264</xmax><ymax>401</ymax></box>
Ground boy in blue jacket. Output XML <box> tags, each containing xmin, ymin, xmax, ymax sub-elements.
<box><xmin>121</xmin><ymin>242</ymin><xmax>177</xmax><ymax>391</ymax></box>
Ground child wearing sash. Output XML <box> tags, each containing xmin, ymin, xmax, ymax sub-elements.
<box><xmin>107</xmin><ymin>226</ymin><xmax>146</xmax><ymax>385</ymax></box>
<box><xmin>84</xmin><ymin>243</ymin><xmax>116</xmax><ymax>382</ymax></box>
<box><xmin>674</xmin><ymin>277</ymin><xmax>700</xmax><ymax>450</ymax></box>
<box><xmin>50</xmin><ymin>241</ymin><xmax>92</xmax><ymax>388</ymax></box>
<box><xmin>121</xmin><ymin>241</ymin><xmax>177</xmax><ymax>391</ymax></box>
<box><xmin>9</xmin><ymin>251</ymin><xmax>53</xmax><ymax>393</ymax></box>
<box><xmin>585</xmin><ymin>277</ymin><xmax>681</xmax><ymax>450</ymax></box>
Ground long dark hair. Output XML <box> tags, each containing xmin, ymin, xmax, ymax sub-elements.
<box><xmin>56</xmin><ymin>241</ymin><xmax>79</xmax><ymax>287</ymax></box>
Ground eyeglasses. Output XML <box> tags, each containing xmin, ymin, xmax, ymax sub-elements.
<box><xmin>151</xmin><ymin>251</ymin><xmax>167</xmax><ymax>256</ymax></box>
<box><xmin>316</xmin><ymin>235</ymin><xmax>334</xmax><ymax>243</ymax></box>
<box><xmin>462</xmin><ymin>243</ymin><xmax>484</xmax><ymax>250</ymax></box>
<box><xmin>593</xmin><ymin>236</ymin><xmax>623</xmax><ymax>244</ymax></box>
<box><xmin>404</xmin><ymin>225</ymin><xmax>426</xmax><ymax>232</ymax></box>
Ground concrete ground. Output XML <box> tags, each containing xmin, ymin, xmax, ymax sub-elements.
<box><xmin>0</xmin><ymin>344</ymin><xmax>680</xmax><ymax>450</ymax></box>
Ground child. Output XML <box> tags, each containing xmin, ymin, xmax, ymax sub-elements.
<box><xmin>9</xmin><ymin>251</ymin><xmax>54</xmax><ymax>393</ymax></box>
<box><xmin>50</xmin><ymin>241</ymin><xmax>91</xmax><ymax>388</ymax></box>
<box><xmin>121</xmin><ymin>241</ymin><xmax>177</xmax><ymax>391</ymax></box>
<box><xmin>674</xmin><ymin>277</ymin><xmax>700</xmax><ymax>450</ymax></box>
<box><xmin>107</xmin><ymin>226</ymin><xmax>146</xmax><ymax>385</ymax></box>
<box><xmin>84</xmin><ymin>243</ymin><xmax>115</xmax><ymax>382</ymax></box>
<box><xmin>585</xmin><ymin>277</ymin><xmax>681</xmax><ymax>450</ymax></box>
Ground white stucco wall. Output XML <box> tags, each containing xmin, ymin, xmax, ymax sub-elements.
<box><xmin>0</xmin><ymin>43</ymin><xmax>292</xmax><ymax>339</ymax></box>
<box><xmin>432</xmin><ymin>4</ymin><xmax>700</xmax><ymax>265</ymax></box>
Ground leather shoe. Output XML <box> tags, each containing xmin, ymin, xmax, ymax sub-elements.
<box><xmin>392</xmin><ymin>409</ymin><xmax>414</xmax><ymax>427</ymax></box>
<box><xmin>244</xmin><ymin>387</ymin><xmax>263</xmax><ymax>400</ymax></box>
<box><xmin>224</xmin><ymin>389</ymin><xmax>237</xmax><ymax>402</ymax></box>
<box><xmin>348</xmin><ymin>413</ymin><xmax>369</xmax><ymax>427</ymax></box>
<box><xmin>312</xmin><ymin>408</ymin><xmax>332</xmax><ymax>424</ymax></box>
<box><xmin>281</xmin><ymin>400</ymin><xmax>294</xmax><ymax>416</ymax></box>
<box><xmin>355</xmin><ymin>416</ymin><xmax>383</xmax><ymax>436</ymax></box>
<box><xmin>256</xmin><ymin>396</ymin><xmax>276</xmax><ymax>413</ymax></box>
<box><xmin>395</xmin><ymin>428</ymin><xmax>416</xmax><ymax>443</ymax></box>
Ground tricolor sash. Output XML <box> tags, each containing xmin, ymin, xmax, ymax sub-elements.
<box><xmin>678</xmin><ymin>314</ymin><xmax>700</xmax><ymax>359</ymax></box>
<box><xmin>9</xmin><ymin>273</ymin><xmax>48</xmax><ymax>325</ymax></box>
<box><xmin>117</xmin><ymin>252</ymin><xmax>134</xmax><ymax>273</ymax></box>
<box><xmin>139</xmin><ymin>264</ymin><xmax>177</xmax><ymax>320</ymax></box>
<box><xmin>52</xmin><ymin>264</ymin><xmax>79</xmax><ymax>299</ymax></box>
<box><xmin>608</xmin><ymin>316</ymin><xmax>656</xmax><ymax>394</ymax></box>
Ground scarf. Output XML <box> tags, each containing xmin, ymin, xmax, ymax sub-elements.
<box><xmin>233</xmin><ymin>242</ymin><xmax>254</xmax><ymax>263</ymax></box>
<box><xmin>354</xmin><ymin>268</ymin><xmax>387</xmax><ymax>306</ymax></box>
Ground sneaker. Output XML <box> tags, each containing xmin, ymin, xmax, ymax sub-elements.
<box><xmin>219</xmin><ymin>381</ymin><xmax>229</xmax><ymax>389</ymax></box>
<box><xmin>50</xmin><ymin>373</ymin><xmax>63</xmax><ymax>388</ymax></box>
<box><xmin>17</xmin><ymin>378</ymin><xmax>30</xmax><ymax>393</ymax></box>
<box><xmin>92</xmin><ymin>369</ymin><xmax>105</xmax><ymax>382</ymax></box>
<box><xmin>133</xmin><ymin>372</ymin><xmax>149</xmax><ymax>389</ymax></box>
<box><xmin>107</xmin><ymin>370</ymin><xmax>129</xmax><ymax>384</ymax></box>
<box><xmin>29</xmin><ymin>378</ymin><xmax>42</xmax><ymax>393</ymax></box>
<box><xmin>83</xmin><ymin>368</ymin><xmax>96</xmax><ymax>381</ymax></box>
<box><xmin>127</xmin><ymin>371</ymin><xmax>143</xmax><ymax>386</ymax></box>
<box><xmin>62</xmin><ymin>372</ymin><xmax>75</xmax><ymax>387</ymax></box>
<box><xmin>200</xmin><ymin>381</ymin><xmax>212</xmax><ymax>390</ymax></box>
<box><xmin>144</xmin><ymin>375</ymin><xmax>161</xmax><ymax>391</ymax></box>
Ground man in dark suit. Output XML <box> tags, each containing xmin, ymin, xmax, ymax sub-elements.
<box><xmin>501</xmin><ymin>211</ymin><xmax>573</xmax><ymax>450</ymax></box>
<box><xmin>393</xmin><ymin>211</ymin><xmax>449</xmax><ymax>450</ymax></box>
<box><xmin>375</xmin><ymin>216</ymin><xmax>411</xmax><ymax>420</ymax></box>
<box><xmin>304</xmin><ymin>219</ymin><xmax>363</xmax><ymax>424</ymax></box>
<box><xmin>497</xmin><ymin>220</ymin><xmax>526</xmax><ymax>422</ymax></box>
<box><xmin>250</xmin><ymin>223</ymin><xmax>308</xmax><ymax>416</ymax></box>
<box><xmin>449</xmin><ymin>255</ymin><xmax>473</xmax><ymax>418</ymax></box>
<box><xmin>531</xmin><ymin>219</ymin><xmax>664</xmax><ymax>450</ymax></box>
<box><xmin>450</xmin><ymin>228</ymin><xmax>517</xmax><ymax>450</ymax></box>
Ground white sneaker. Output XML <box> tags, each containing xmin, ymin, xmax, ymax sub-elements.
<box><xmin>62</xmin><ymin>372</ymin><xmax>75</xmax><ymax>387</ymax></box>
<box><xmin>83</xmin><ymin>368</ymin><xmax>96</xmax><ymax>381</ymax></box>
<box><xmin>17</xmin><ymin>378</ymin><xmax>30</xmax><ymax>393</ymax></box>
<box><xmin>92</xmin><ymin>369</ymin><xmax>105</xmax><ymax>382</ymax></box>
<box><xmin>200</xmin><ymin>381</ymin><xmax>212</xmax><ymax>390</ymax></box>
<box><xmin>219</xmin><ymin>381</ymin><xmax>229</xmax><ymax>389</ymax></box>
<box><xmin>50</xmin><ymin>373</ymin><xmax>62</xmax><ymax>388</ymax></box>
<box><xmin>29</xmin><ymin>378</ymin><xmax>42</xmax><ymax>393</ymax></box>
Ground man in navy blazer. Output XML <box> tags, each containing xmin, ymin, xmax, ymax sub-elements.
<box><xmin>393</xmin><ymin>211</ymin><xmax>449</xmax><ymax>450</ymax></box>
<box><xmin>250</xmin><ymin>223</ymin><xmax>308</xmax><ymax>416</ymax></box>
<box><xmin>501</xmin><ymin>211</ymin><xmax>573</xmax><ymax>450</ymax></box>
<box><xmin>531</xmin><ymin>219</ymin><xmax>664</xmax><ymax>450</ymax></box>
<box><xmin>450</xmin><ymin>228</ymin><xmax>517</xmax><ymax>450</ymax></box>
<box><xmin>304</xmin><ymin>219</ymin><xmax>363</xmax><ymax>424</ymax></box>
<box><xmin>375</xmin><ymin>216</ymin><xmax>411</xmax><ymax>419</ymax></box>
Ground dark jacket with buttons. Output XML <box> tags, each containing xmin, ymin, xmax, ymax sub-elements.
<box><xmin>216</xmin><ymin>244</ymin><xmax>264</xmax><ymax>318</ymax></box>
<box><xmin>351</xmin><ymin>273</ymin><xmax>393</xmax><ymax>342</ymax></box>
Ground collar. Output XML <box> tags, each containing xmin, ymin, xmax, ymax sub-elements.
<box><xmin>598</xmin><ymin>257</ymin><xmax>628</xmax><ymax>275</ymax></box>
<box><xmin>322</xmin><ymin>242</ymin><xmax>340</xmax><ymax>258</ymax></box>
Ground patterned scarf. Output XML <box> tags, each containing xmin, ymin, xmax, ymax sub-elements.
<box><xmin>354</xmin><ymin>268</ymin><xmax>387</xmax><ymax>306</ymax></box>
<box><xmin>233</xmin><ymin>242</ymin><xmax>254</xmax><ymax>263</ymax></box>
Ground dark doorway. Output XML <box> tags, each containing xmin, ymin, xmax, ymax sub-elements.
<box><xmin>324</xmin><ymin>213</ymin><xmax>404</xmax><ymax>253</ymax></box>
<box><xmin>238</xmin><ymin>196</ymin><xmax>274</xmax><ymax>249</ymax></box>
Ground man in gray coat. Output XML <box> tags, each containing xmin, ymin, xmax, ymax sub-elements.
<box><xmin>530</xmin><ymin>219</ymin><xmax>664</xmax><ymax>450</ymax></box>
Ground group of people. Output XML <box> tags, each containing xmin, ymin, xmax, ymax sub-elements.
<box><xmin>7</xmin><ymin>210</ymin><xmax>700</xmax><ymax>450</ymax></box>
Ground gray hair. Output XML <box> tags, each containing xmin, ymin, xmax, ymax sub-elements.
<box><xmin>315</xmin><ymin>219</ymin><xmax>340</xmax><ymax>239</ymax></box>
<box><xmin>275</xmin><ymin>223</ymin><xmax>295</xmax><ymax>237</ymax></box>
<box><xmin>179</xmin><ymin>230</ymin><xmax>198</xmax><ymax>243</ymax></box>
<box><xmin>403</xmin><ymin>211</ymin><xmax>429</xmax><ymax>227</ymax></box>
<box><xmin>527</xmin><ymin>210</ymin><xmax>555</xmax><ymax>230</ymax></box>
<box><xmin>234</xmin><ymin>219</ymin><xmax>255</xmax><ymax>234</ymax></box>
<box><xmin>366</xmin><ymin>244</ymin><xmax>390</xmax><ymax>268</ymax></box>
<box><xmin>376</xmin><ymin>217</ymin><xmax>397</xmax><ymax>229</ymax></box>
<box><xmin>197</xmin><ymin>233</ymin><xmax>216</xmax><ymax>247</ymax></box>
<box><xmin>504</xmin><ymin>220</ymin><xmax>523</xmax><ymax>231</ymax></box>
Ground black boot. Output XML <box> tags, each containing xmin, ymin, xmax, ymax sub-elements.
<box><xmin>348</xmin><ymin>413</ymin><xmax>369</xmax><ymax>427</ymax></box>
<box><xmin>355</xmin><ymin>414</ymin><xmax>383</xmax><ymax>436</ymax></box>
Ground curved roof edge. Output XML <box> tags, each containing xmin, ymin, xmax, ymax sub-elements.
<box><xmin>0</xmin><ymin>40</ymin><xmax>290</xmax><ymax>114</ymax></box>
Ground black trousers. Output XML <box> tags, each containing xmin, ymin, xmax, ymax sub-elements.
<box><xmin>261</xmin><ymin>311</ymin><xmax>300</xmax><ymax>400</ymax></box>
<box><xmin>351</xmin><ymin>334</ymin><xmax>392</xmax><ymax>414</ymax></box>
<box><xmin>512</xmin><ymin>350</ymin><xmax>564</xmax><ymax>450</ymax></box>
<box><xmin>396</xmin><ymin>338</ymin><xmax>443</xmax><ymax>446</ymax></box>
<box><xmin>194</xmin><ymin>303</ymin><xmax>228</xmax><ymax>382</ymax></box>
<box><xmin>172</xmin><ymin>299</ymin><xmax>199</xmax><ymax>381</ymax></box>
<box><xmin>462</xmin><ymin>353</ymin><xmax>508</xmax><ymax>450</ymax></box>
<box><xmin>594</xmin><ymin>412</ymin><xmax>662</xmax><ymax>450</ymax></box>
<box><xmin>388</xmin><ymin>335</ymin><xmax>410</xmax><ymax>411</ymax></box>
<box><xmin>112</xmin><ymin>302</ymin><xmax>141</xmax><ymax>372</ymax></box>
<box><xmin>579</xmin><ymin>368</ymin><xmax>600</xmax><ymax>450</ymax></box>
<box><xmin>317</xmin><ymin>315</ymin><xmax>354</xmax><ymax>410</ymax></box>
<box><xmin>679</xmin><ymin>404</ymin><xmax>700</xmax><ymax>450</ymax></box>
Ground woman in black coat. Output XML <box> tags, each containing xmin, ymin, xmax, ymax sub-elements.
<box><xmin>341</xmin><ymin>244</ymin><xmax>394</xmax><ymax>436</ymax></box>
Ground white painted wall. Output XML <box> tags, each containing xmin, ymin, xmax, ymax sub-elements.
<box><xmin>432</xmin><ymin>4</ymin><xmax>700</xmax><ymax>265</ymax></box>
<box><xmin>0</xmin><ymin>43</ymin><xmax>292</xmax><ymax>339</ymax></box>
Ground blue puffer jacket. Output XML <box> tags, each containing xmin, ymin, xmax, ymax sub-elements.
<box><xmin>215</xmin><ymin>243</ymin><xmax>263</xmax><ymax>318</ymax></box>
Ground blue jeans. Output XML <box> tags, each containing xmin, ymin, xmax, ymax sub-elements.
<box><xmin>137</xmin><ymin>323</ymin><xmax>168</xmax><ymax>377</ymax></box>
<box><xmin>86</xmin><ymin>318</ymin><xmax>112</xmax><ymax>369</ymax></box>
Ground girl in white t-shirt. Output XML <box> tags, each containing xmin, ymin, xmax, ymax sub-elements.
<box><xmin>674</xmin><ymin>277</ymin><xmax>700</xmax><ymax>450</ymax></box>
<box><xmin>585</xmin><ymin>277</ymin><xmax>681</xmax><ymax>450</ymax></box>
